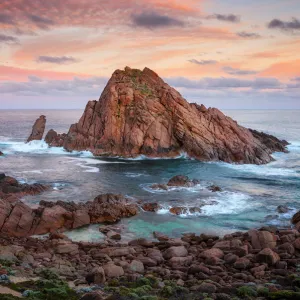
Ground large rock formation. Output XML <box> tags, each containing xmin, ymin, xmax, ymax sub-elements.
<box><xmin>62</xmin><ymin>67</ymin><xmax>287</xmax><ymax>164</ymax></box>
<box><xmin>26</xmin><ymin>115</ymin><xmax>46</xmax><ymax>143</ymax></box>
<box><xmin>0</xmin><ymin>193</ymin><xmax>138</xmax><ymax>237</ymax></box>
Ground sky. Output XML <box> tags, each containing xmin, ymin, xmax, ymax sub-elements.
<box><xmin>0</xmin><ymin>0</ymin><xmax>300</xmax><ymax>109</ymax></box>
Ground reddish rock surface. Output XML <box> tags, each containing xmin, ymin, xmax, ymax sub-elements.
<box><xmin>26</xmin><ymin>115</ymin><xmax>46</xmax><ymax>143</ymax></box>
<box><xmin>45</xmin><ymin>129</ymin><xmax>67</xmax><ymax>147</ymax></box>
<box><xmin>62</xmin><ymin>67</ymin><xmax>287</xmax><ymax>164</ymax></box>
<box><xmin>0</xmin><ymin>173</ymin><xmax>49</xmax><ymax>202</ymax></box>
<box><xmin>0</xmin><ymin>193</ymin><xmax>138</xmax><ymax>237</ymax></box>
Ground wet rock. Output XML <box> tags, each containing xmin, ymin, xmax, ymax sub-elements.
<box><xmin>0</xmin><ymin>151</ymin><xmax>3</xmax><ymax>156</ymax></box>
<box><xmin>26</xmin><ymin>115</ymin><xmax>46</xmax><ymax>143</ymax></box>
<box><xmin>277</xmin><ymin>205</ymin><xmax>290</xmax><ymax>214</ymax></box>
<box><xmin>45</xmin><ymin>129</ymin><xmax>67</xmax><ymax>147</ymax></box>
<box><xmin>153</xmin><ymin>231</ymin><xmax>169</xmax><ymax>241</ymax></box>
<box><xmin>169</xmin><ymin>206</ymin><xmax>201</xmax><ymax>215</ymax></box>
<box><xmin>142</xmin><ymin>202</ymin><xmax>161</xmax><ymax>212</ymax></box>
<box><xmin>209</xmin><ymin>185</ymin><xmax>222</xmax><ymax>192</ymax></box>
<box><xmin>167</xmin><ymin>175</ymin><xmax>200</xmax><ymax>187</ymax></box>
<box><xmin>106</xmin><ymin>231</ymin><xmax>121</xmax><ymax>240</ymax></box>
<box><xmin>150</xmin><ymin>184</ymin><xmax>168</xmax><ymax>190</ymax></box>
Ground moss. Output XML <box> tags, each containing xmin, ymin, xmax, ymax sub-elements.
<box><xmin>0</xmin><ymin>259</ymin><xmax>14</xmax><ymax>267</ymax></box>
<box><xmin>268</xmin><ymin>291</ymin><xmax>300</xmax><ymax>299</ymax></box>
<box><xmin>258</xmin><ymin>287</ymin><xmax>270</xmax><ymax>297</ymax></box>
<box><xmin>236</xmin><ymin>286</ymin><xmax>257</xmax><ymax>298</ymax></box>
<box><xmin>0</xmin><ymin>295</ymin><xmax>21</xmax><ymax>300</ymax></box>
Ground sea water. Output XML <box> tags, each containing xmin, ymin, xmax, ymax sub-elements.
<box><xmin>0</xmin><ymin>109</ymin><xmax>299</xmax><ymax>242</ymax></box>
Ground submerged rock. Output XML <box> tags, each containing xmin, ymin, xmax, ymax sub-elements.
<box><xmin>277</xmin><ymin>205</ymin><xmax>290</xmax><ymax>214</ymax></box>
<box><xmin>26</xmin><ymin>115</ymin><xmax>46</xmax><ymax>143</ymax></box>
<box><xmin>61</xmin><ymin>66</ymin><xmax>287</xmax><ymax>164</ymax></box>
<box><xmin>208</xmin><ymin>185</ymin><xmax>222</xmax><ymax>192</ymax></box>
<box><xmin>167</xmin><ymin>175</ymin><xmax>200</xmax><ymax>187</ymax></box>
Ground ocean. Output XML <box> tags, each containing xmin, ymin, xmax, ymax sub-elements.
<box><xmin>0</xmin><ymin>109</ymin><xmax>299</xmax><ymax>242</ymax></box>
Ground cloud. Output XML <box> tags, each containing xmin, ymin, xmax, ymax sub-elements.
<box><xmin>36</xmin><ymin>56</ymin><xmax>80</xmax><ymax>64</ymax></box>
<box><xmin>27</xmin><ymin>14</ymin><xmax>55</xmax><ymax>30</ymax></box>
<box><xmin>0</xmin><ymin>34</ymin><xmax>19</xmax><ymax>44</ymax></box>
<box><xmin>223</xmin><ymin>66</ymin><xmax>258</xmax><ymax>76</ymax></box>
<box><xmin>291</xmin><ymin>77</ymin><xmax>300</xmax><ymax>81</ymax></box>
<box><xmin>166</xmin><ymin>76</ymin><xmax>282</xmax><ymax>90</ymax></box>
<box><xmin>236</xmin><ymin>31</ymin><xmax>261</xmax><ymax>39</ymax></box>
<box><xmin>268</xmin><ymin>18</ymin><xmax>300</xmax><ymax>32</ymax></box>
<box><xmin>0</xmin><ymin>13</ymin><xmax>15</xmax><ymax>25</ymax></box>
<box><xmin>0</xmin><ymin>76</ymin><xmax>109</xmax><ymax>96</ymax></box>
<box><xmin>188</xmin><ymin>59</ymin><xmax>218</xmax><ymax>65</ymax></box>
<box><xmin>208</xmin><ymin>14</ymin><xmax>240</xmax><ymax>23</ymax></box>
<box><xmin>131</xmin><ymin>11</ymin><xmax>184</xmax><ymax>28</ymax></box>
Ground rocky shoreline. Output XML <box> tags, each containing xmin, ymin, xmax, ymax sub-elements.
<box><xmin>1</xmin><ymin>214</ymin><xmax>300</xmax><ymax>299</ymax></box>
<box><xmin>0</xmin><ymin>174</ymin><xmax>300</xmax><ymax>299</ymax></box>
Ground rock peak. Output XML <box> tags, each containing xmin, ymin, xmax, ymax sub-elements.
<box><xmin>26</xmin><ymin>115</ymin><xmax>46</xmax><ymax>143</ymax></box>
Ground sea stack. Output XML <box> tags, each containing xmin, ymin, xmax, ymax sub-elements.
<box><xmin>26</xmin><ymin>115</ymin><xmax>46</xmax><ymax>143</ymax></box>
<box><xmin>62</xmin><ymin>67</ymin><xmax>287</xmax><ymax>164</ymax></box>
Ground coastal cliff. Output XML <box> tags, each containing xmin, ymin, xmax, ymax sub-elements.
<box><xmin>60</xmin><ymin>67</ymin><xmax>287</xmax><ymax>164</ymax></box>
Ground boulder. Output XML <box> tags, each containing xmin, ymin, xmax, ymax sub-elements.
<box><xmin>26</xmin><ymin>115</ymin><xmax>46</xmax><ymax>143</ymax></box>
<box><xmin>86</xmin><ymin>267</ymin><xmax>106</xmax><ymax>284</ymax></box>
<box><xmin>249</xmin><ymin>230</ymin><xmax>277</xmax><ymax>249</ymax></box>
<box><xmin>103</xmin><ymin>263</ymin><xmax>124</xmax><ymax>278</ymax></box>
<box><xmin>106</xmin><ymin>230</ymin><xmax>121</xmax><ymax>240</ymax></box>
<box><xmin>256</xmin><ymin>248</ymin><xmax>280</xmax><ymax>265</ymax></box>
<box><xmin>128</xmin><ymin>260</ymin><xmax>144</xmax><ymax>273</ymax></box>
<box><xmin>150</xmin><ymin>184</ymin><xmax>168</xmax><ymax>191</ymax></box>
<box><xmin>62</xmin><ymin>67</ymin><xmax>287</xmax><ymax>164</ymax></box>
<box><xmin>200</xmin><ymin>248</ymin><xmax>224</xmax><ymax>259</ymax></box>
<box><xmin>0</xmin><ymin>151</ymin><xmax>3</xmax><ymax>156</ymax></box>
<box><xmin>163</xmin><ymin>246</ymin><xmax>188</xmax><ymax>259</ymax></box>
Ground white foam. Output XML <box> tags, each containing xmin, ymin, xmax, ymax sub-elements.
<box><xmin>0</xmin><ymin>139</ymin><xmax>94</xmax><ymax>157</ymax></box>
<box><xmin>121</xmin><ymin>151</ymin><xmax>191</xmax><ymax>161</ymax></box>
<box><xmin>125</xmin><ymin>172</ymin><xmax>146</xmax><ymax>178</ymax></box>
<box><xmin>201</xmin><ymin>191</ymin><xmax>254</xmax><ymax>215</ymax></box>
<box><xmin>141</xmin><ymin>182</ymin><xmax>209</xmax><ymax>194</ymax></box>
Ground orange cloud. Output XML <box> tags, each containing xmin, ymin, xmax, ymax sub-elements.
<box><xmin>261</xmin><ymin>59</ymin><xmax>300</xmax><ymax>78</ymax></box>
<box><xmin>0</xmin><ymin>65</ymin><xmax>90</xmax><ymax>81</ymax></box>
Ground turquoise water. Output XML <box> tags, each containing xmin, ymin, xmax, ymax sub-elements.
<box><xmin>0</xmin><ymin>109</ymin><xmax>299</xmax><ymax>241</ymax></box>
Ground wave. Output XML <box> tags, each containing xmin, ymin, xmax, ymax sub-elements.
<box><xmin>121</xmin><ymin>151</ymin><xmax>192</xmax><ymax>161</ymax></box>
<box><xmin>140</xmin><ymin>181</ymin><xmax>211</xmax><ymax>194</ymax></box>
<box><xmin>0</xmin><ymin>139</ymin><xmax>94</xmax><ymax>157</ymax></box>
<box><xmin>201</xmin><ymin>192</ymin><xmax>255</xmax><ymax>216</ymax></box>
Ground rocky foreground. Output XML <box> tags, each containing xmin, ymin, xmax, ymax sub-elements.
<box><xmin>27</xmin><ymin>67</ymin><xmax>288</xmax><ymax>164</ymax></box>
<box><xmin>1</xmin><ymin>214</ymin><xmax>300</xmax><ymax>299</ymax></box>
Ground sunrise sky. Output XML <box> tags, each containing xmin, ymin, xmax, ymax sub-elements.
<box><xmin>1</xmin><ymin>0</ymin><xmax>300</xmax><ymax>109</ymax></box>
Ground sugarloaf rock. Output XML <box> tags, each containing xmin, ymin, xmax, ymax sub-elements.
<box><xmin>61</xmin><ymin>67</ymin><xmax>287</xmax><ymax>164</ymax></box>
